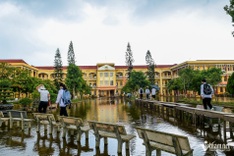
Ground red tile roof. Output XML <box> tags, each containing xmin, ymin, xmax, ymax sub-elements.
<box><xmin>33</xmin><ymin>66</ymin><xmax>62</xmax><ymax>70</ymax></box>
<box><xmin>79</xmin><ymin>66</ymin><xmax>97</xmax><ymax>69</ymax></box>
<box><xmin>0</xmin><ymin>59</ymin><xmax>28</xmax><ymax>64</ymax></box>
<box><xmin>0</xmin><ymin>59</ymin><xmax>176</xmax><ymax>69</ymax></box>
<box><xmin>34</xmin><ymin>65</ymin><xmax>98</xmax><ymax>70</ymax></box>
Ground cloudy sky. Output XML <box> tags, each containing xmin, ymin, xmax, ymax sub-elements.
<box><xmin>0</xmin><ymin>0</ymin><xmax>233</xmax><ymax>66</ymax></box>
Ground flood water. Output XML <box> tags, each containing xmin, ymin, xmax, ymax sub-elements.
<box><xmin>1</xmin><ymin>97</ymin><xmax>234</xmax><ymax>156</ymax></box>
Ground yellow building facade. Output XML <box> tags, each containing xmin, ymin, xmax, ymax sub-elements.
<box><xmin>170</xmin><ymin>60</ymin><xmax>234</xmax><ymax>95</ymax></box>
<box><xmin>1</xmin><ymin>59</ymin><xmax>234</xmax><ymax>96</ymax></box>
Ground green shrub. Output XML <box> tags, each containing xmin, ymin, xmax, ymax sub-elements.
<box><xmin>19</xmin><ymin>98</ymin><xmax>32</xmax><ymax>107</ymax></box>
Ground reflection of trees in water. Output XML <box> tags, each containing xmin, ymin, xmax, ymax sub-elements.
<box><xmin>68</xmin><ymin>98</ymin><xmax>127</xmax><ymax>121</ymax></box>
<box><xmin>33</xmin><ymin>133</ymin><xmax>58</xmax><ymax>155</ymax></box>
<box><xmin>5</xmin><ymin>128</ymin><xmax>32</xmax><ymax>149</ymax></box>
<box><xmin>61</xmin><ymin>137</ymin><xmax>93</xmax><ymax>156</ymax></box>
<box><xmin>33</xmin><ymin>132</ymin><xmax>93</xmax><ymax>156</ymax></box>
<box><xmin>95</xmin><ymin>97</ymin><xmax>124</xmax><ymax>105</ymax></box>
<box><xmin>70</xmin><ymin>101</ymin><xmax>92</xmax><ymax>118</ymax></box>
<box><xmin>95</xmin><ymin>144</ymin><xmax>124</xmax><ymax>156</ymax></box>
<box><xmin>122</xmin><ymin>101</ymin><xmax>141</xmax><ymax>121</ymax></box>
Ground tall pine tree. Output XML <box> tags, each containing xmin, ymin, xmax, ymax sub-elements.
<box><xmin>65</xmin><ymin>41</ymin><xmax>90</xmax><ymax>99</ymax></box>
<box><xmin>53</xmin><ymin>48</ymin><xmax>63</xmax><ymax>89</ymax></box>
<box><xmin>125</xmin><ymin>42</ymin><xmax>134</xmax><ymax>79</ymax></box>
<box><xmin>67</xmin><ymin>41</ymin><xmax>76</xmax><ymax>65</ymax></box>
<box><xmin>145</xmin><ymin>50</ymin><xmax>155</xmax><ymax>85</ymax></box>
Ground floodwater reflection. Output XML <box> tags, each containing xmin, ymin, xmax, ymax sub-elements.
<box><xmin>0</xmin><ymin>97</ymin><xmax>233</xmax><ymax>155</ymax></box>
<box><xmin>34</xmin><ymin>132</ymin><xmax>59</xmax><ymax>155</ymax></box>
<box><xmin>6</xmin><ymin>129</ymin><xmax>31</xmax><ymax>148</ymax></box>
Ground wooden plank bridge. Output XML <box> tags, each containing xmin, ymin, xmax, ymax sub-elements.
<box><xmin>135</xmin><ymin>98</ymin><xmax>234</xmax><ymax>144</ymax></box>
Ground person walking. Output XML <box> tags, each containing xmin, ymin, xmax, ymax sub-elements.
<box><xmin>151</xmin><ymin>87</ymin><xmax>157</xmax><ymax>99</ymax></box>
<box><xmin>56</xmin><ymin>83</ymin><xmax>68</xmax><ymax>116</ymax></box>
<box><xmin>139</xmin><ymin>87</ymin><xmax>144</xmax><ymax>99</ymax></box>
<box><xmin>36</xmin><ymin>84</ymin><xmax>50</xmax><ymax>113</ymax></box>
<box><xmin>145</xmin><ymin>86</ymin><xmax>150</xmax><ymax>99</ymax></box>
<box><xmin>200</xmin><ymin>79</ymin><xmax>214</xmax><ymax>110</ymax></box>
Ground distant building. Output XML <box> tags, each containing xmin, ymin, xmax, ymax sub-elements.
<box><xmin>170</xmin><ymin>60</ymin><xmax>234</xmax><ymax>95</ymax></box>
<box><xmin>1</xmin><ymin>59</ymin><xmax>234</xmax><ymax>96</ymax></box>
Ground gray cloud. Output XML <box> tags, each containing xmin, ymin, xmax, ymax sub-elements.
<box><xmin>1</xmin><ymin>0</ymin><xmax>86</xmax><ymax>21</ymax></box>
<box><xmin>129</xmin><ymin>0</ymin><xmax>223</xmax><ymax>22</ymax></box>
<box><xmin>0</xmin><ymin>0</ymin><xmax>233</xmax><ymax>66</ymax></box>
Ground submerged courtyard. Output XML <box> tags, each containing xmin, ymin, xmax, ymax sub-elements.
<box><xmin>1</xmin><ymin>97</ymin><xmax>234</xmax><ymax>156</ymax></box>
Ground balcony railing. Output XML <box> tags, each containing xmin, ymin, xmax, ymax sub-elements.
<box><xmin>89</xmin><ymin>76</ymin><xmax>97</xmax><ymax>80</ymax></box>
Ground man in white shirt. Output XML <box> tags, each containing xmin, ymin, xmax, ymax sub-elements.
<box><xmin>36</xmin><ymin>84</ymin><xmax>50</xmax><ymax>113</ymax></box>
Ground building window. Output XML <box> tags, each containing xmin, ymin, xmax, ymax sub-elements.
<box><xmin>220</xmin><ymin>87</ymin><xmax>223</xmax><ymax>92</ymax></box>
<box><xmin>110</xmin><ymin>72</ymin><xmax>113</xmax><ymax>77</ymax></box>
<box><xmin>110</xmin><ymin>80</ymin><xmax>113</xmax><ymax>86</ymax></box>
<box><xmin>105</xmin><ymin>80</ymin><xmax>109</xmax><ymax>85</ymax></box>
<box><xmin>104</xmin><ymin>72</ymin><xmax>109</xmax><ymax>77</ymax></box>
<box><xmin>224</xmin><ymin>76</ymin><xmax>227</xmax><ymax>82</ymax></box>
<box><xmin>100</xmin><ymin>81</ymin><xmax>103</xmax><ymax>86</ymax></box>
<box><xmin>100</xmin><ymin>73</ymin><xmax>103</xmax><ymax>77</ymax></box>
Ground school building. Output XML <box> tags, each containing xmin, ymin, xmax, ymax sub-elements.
<box><xmin>1</xmin><ymin>59</ymin><xmax>234</xmax><ymax>96</ymax></box>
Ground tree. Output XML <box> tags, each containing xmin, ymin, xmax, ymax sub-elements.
<box><xmin>200</xmin><ymin>68</ymin><xmax>222</xmax><ymax>94</ymax></box>
<box><xmin>11</xmin><ymin>68</ymin><xmax>40</xmax><ymax>98</ymax></box>
<box><xmin>53</xmin><ymin>48</ymin><xmax>63</xmax><ymax>89</ymax></box>
<box><xmin>13</xmin><ymin>70</ymin><xmax>35</xmax><ymax>97</ymax></box>
<box><xmin>224</xmin><ymin>0</ymin><xmax>234</xmax><ymax>36</ymax></box>
<box><xmin>65</xmin><ymin>63</ymin><xmax>83</xmax><ymax>98</ymax></box>
<box><xmin>227</xmin><ymin>72</ymin><xmax>234</xmax><ymax>96</ymax></box>
<box><xmin>200</xmin><ymin>68</ymin><xmax>223</xmax><ymax>86</ymax></box>
<box><xmin>125</xmin><ymin>42</ymin><xmax>134</xmax><ymax>79</ymax></box>
<box><xmin>145</xmin><ymin>50</ymin><xmax>155</xmax><ymax>85</ymax></box>
<box><xmin>167</xmin><ymin>67</ymin><xmax>222</xmax><ymax>96</ymax></box>
<box><xmin>189</xmin><ymin>71</ymin><xmax>203</xmax><ymax>93</ymax></box>
<box><xmin>0</xmin><ymin>63</ymin><xmax>16</xmax><ymax>103</ymax></box>
<box><xmin>122</xmin><ymin>71</ymin><xmax>150</xmax><ymax>94</ymax></box>
<box><xmin>67</xmin><ymin>41</ymin><xmax>76</xmax><ymax>65</ymax></box>
<box><xmin>166</xmin><ymin>78</ymin><xmax>183</xmax><ymax>96</ymax></box>
<box><xmin>0</xmin><ymin>63</ymin><xmax>58</xmax><ymax>103</ymax></box>
<box><xmin>178</xmin><ymin>68</ymin><xmax>196</xmax><ymax>94</ymax></box>
<box><xmin>78</xmin><ymin>79</ymin><xmax>92</xmax><ymax>98</ymax></box>
<box><xmin>65</xmin><ymin>41</ymin><xmax>88</xmax><ymax>99</ymax></box>
<box><xmin>0</xmin><ymin>62</ymin><xmax>15</xmax><ymax>79</ymax></box>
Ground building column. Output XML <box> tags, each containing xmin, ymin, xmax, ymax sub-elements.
<box><xmin>159</xmin><ymin>71</ymin><xmax>163</xmax><ymax>95</ymax></box>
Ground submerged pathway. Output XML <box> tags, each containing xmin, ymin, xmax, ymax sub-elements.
<box><xmin>0</xmin><ymin>98</ymin><xmax>233</xmax><ymax>155</ymax></box>
<box><xmin>135</xmin><ymin>98</ymin><xmax>234</xmax><ymax>145</ymax></box>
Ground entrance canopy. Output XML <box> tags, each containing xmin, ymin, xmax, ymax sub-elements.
<box><xmin>97</xmin><ymin>86</ymin><xmax>117</xmax><ymax>91</ymax></box>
